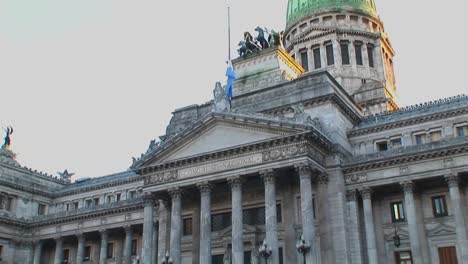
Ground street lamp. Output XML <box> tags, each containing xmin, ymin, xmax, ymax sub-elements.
<box><xmin>393</xmin><ymin>226</ymin><xmax>401</xmax><ymax>248</ymax></box>
<box><xmin>296</xmin><ymin>235</ymin><xmax>310</xmax><ymax>264</ymax></box>
<box><xmin>162</xmin><ymin>250</ymin><xmax>173</xmax><ymax>264</ymax></box>
<box><xmin>258</xmin><ymin>239</ymin><xmax>272</xmax><ymax>262</ymax></box>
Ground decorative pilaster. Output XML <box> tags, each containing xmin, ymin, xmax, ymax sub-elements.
<box><xmin>345</xmin><ymin>190</ymin><xmax>363</xmax><ymax>264</ymax></box>
<box><xmin>228</xmin><ymin>176</ymin><xmax>244</xmax><ymax>264</ymax></box>
<box><xmin>197</xmin><ymin>182</ymin><xmax>212</xmax><ymax>264</ymax></box>
<box><xmin>33</xmin><ymin>240</ymin><xmax>43</xmax><ymax>264</ymax></box>
<box><xmin>158</xmin><ymin>199</ymin><xmax>170</xmax><ymax>264</ymax></box>
<box><xmin>400</xmin><ymin>181</ymin><xmax>424</xmax><ymax>264</ymax></box>
<box><xmin>359</xmin><ymin>188</ymin><xmax>378</xmax><ymax>264</ymax></box>
<box><xmin>445</xmin><ymin>174</ymin><xmax>468</xmax><ymax>264</ymax></box>
<box><xmin>123</xmin><ymin>225</ymin><xmax>133</xmax><ymax>264</ymax></box>
<box><xmin>54</xmin><ymin>237</ymin><xmax>63</xmax><ymax>264</ymax></box>
<box><xmin>76</xmin><ymin>233</ymin><xmax>85</xmax><ymax>264</ymax></box>
<box><xmin>99</xmin><ymin>230</ymin><xmax>108</xmax><ymax>264</ymax></box>
<box><xmin>294</xmin><ymin>163</ymin><xmax>317</xmax><ymax>264</ymax></box>
<box><xmin>169</xmin><ymin>187</ymin><xmax>183</xmax><ymax>264</ymax></box>
<box><xmin>260</xmin><ymin>170</ymin><xmax>280</xmax><ymax>264</ymax></box>
<box><xmin>142</xmin><ymin>193</ymin><xmax>155</xmax><ymax>264</ymax></box>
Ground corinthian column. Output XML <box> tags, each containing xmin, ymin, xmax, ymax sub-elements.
<box><xmin>33</xmin><ymin>240</ymin><xmax>43</xmax><ymax>264</ymax></box>
<box><xmin>157</xmin><ymin>199</ymin><xmax>170</xmax><ymax>264</ymax></box>
<box><xmin>123</xmin><ymin>225</ymin><xmax>133</xmax><ymax>264</ymax></box>
<box><xmin>261</xmin><ymin>170</ymin><xmax>279</xmax><ymax>264</ymax></box>
<box><xmin>401</xmin><ymin>181</ymin><xmax>423</xmax><ymax>264</ymax></box>
<box><xmin>76</xmin><ymin>233</ymin><xmax>85</xmax><ymax>264</ymax></box>
<box><xmin>360</xmin><ymin>188</ymin><xmax>378</xmax><ymax>264</ymax></box>
<box><xmin>294</xmin><ymin>163</ymin><xmax>317</xmax><ymax>264</ymax></box>
<box><xmin>229</xmin><ymin>176</ymin><xmax>244</xmax><ymax>264</ymax></box>
<box><xmin>345</xmin><ymin>190</ymin><xmax>363</xmax><ymax>264</ymax></box>
<box><xmin>197</xmin><ymin>182</ymin><xmax>212</xmax><ymax>264</ymax></box>
<box><xmin>142</xmin><ymin>193</ymin><xmax>155</xmax><ymax>264</ymax></box>
<box><xmin>54</xmin><ymin>237</ymin><xmax>63</xmax><ymax>264</ymax></box>
<box><xmin>169</xmin><ymin>187</ymin><xmax>183</xmax><ymax>264</ymax></box>
<box><xmin>445</xmin><ymin>174</ymin><xmax>468</xmax><ymax>264</ymax></box>
<box><xmin>99</xmin><ymin>230</ymin><xmax>108</xmax><ymax>264</ymax></box>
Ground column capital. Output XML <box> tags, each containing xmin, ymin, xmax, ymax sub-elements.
<box><xmin>359</xmin><ymin>187</ymin><xmax>373</xmax><ymax>200</ymax></box>
<box><xmin>346</xmin><ymin>189</ymin><xmax>358</xmax><ymax>202</ymax></box>
<box><xmin>260</xmin><ymin>169</ymin><xmax>276</xmax><ymax>184</ymax></box>
<box><xmin>445</xmin><ymin>174</ymin><xmax>461</xmax><ymax>188</ymax></box>
<box><xmin>76</xmin><ymin>233</ymin><xmax>85</xmax><ymax>240</ymax></box>
<box><xmin>33</xmin><ymin>240</ymin><xmax>43</xmax><ymax>246</ymax></box>
<box><xmin>294</xmin><ymin>162</ymin><xmax>313</xmax><ymax>178</ymax></box>
<box><xmin>99</xmin><ymin>229</ymin><xmax>108</xmax><ymax>239</ymax></box>
<box><xmin>228</xmin><ymin>176</ymin><xmax>243</xmax><ymax>190</ymax></box>
<box><xmin>168</xmin><ymin>187</ymin><xmax>182</xmax><ymax>199</ymax></box>
<box><xmin>124</xmin><ymin>225</ymin><xmax>133</xmax><ymax>234</ymax></box>
<box><xmin>318</xmin><ymin>172</ymin><xmax>329</xmax><ymax>185</ymax></box>
<box><xmin>143</xmin><ymin>192</ymin><xmax>155</xmax><ymax>205</ymax></box>
<box><xmin>197</xmin><ymin>181</ymin><xmax>213</xmax><ymax>194</ymax></box>
<box><xmin>400</xmin><ymin>181</ymin><xmax>415</xmax><ymax>193</ymax></box>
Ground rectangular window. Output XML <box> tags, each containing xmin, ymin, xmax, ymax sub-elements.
<box><xmin>106</xmin><ymin>196</ymin><xmax>112</xmax><ymax>203</ymax></box>
<box><xmin>244</xmin><ymin>251</ymin><xmax>251</xmax><ymax>263</ymax></box>
<box><xmin>107</xmin><ymin>243</ymin><xmax>114</xmax><ymax>258</ymax></box>
<box><xmin>341</xmin><ymin>43</ymin><xmax>350</xmax><ymax>65</ymax></box>
<box><xmin>63</xmin><ymin>249</ymin><xmax>70</xmax><ymax>263</ymax></box>
<box><xmin>391</xmin><ymin>201</ymin><xmax>405</xmax><ymax>222</ymax></box>
<box><xmin>367</xmin><ymin>46</ymin><xmax>375</xmax><ymax>67</ymax></box>
<box><xmin>73</xmin><ymin>202</ymin><xmax>79</xmax><ymax>209</ymax></box>
<box><xmin>432</xmin><ymin>196</ymin><xmax>448</xmax><ymax>217</ymax></box>
<box><xmin>326</xmin><ymin>44</ymin><xmax>334</xmax><ymax>65</ymax></box>
<box><xmin>65</xmin><ymin>204</ymin><xmax>70</xmax><ymax>211</ymax></box>
<box><xmin>279</xmin><ymin>247</ymin><xmax>284</xmax><ymax>264</ymax></box>
<box><xmin>430</xmin><ymin>131</ymin><xmax>442</xmax><ymax>142</ymax></box>
<box><xmin>355</xmin><ymin>44</ymin><xmax>363</xmax><ymax>65</ymax></box>
<box><xmin>38</xmin><ymin>204</ymin><xmax>46</xmax><ymax>215</ymax></box>
<box><xmin>85</xmin><ymin>200</ymin><xmax>93</xmax><ymax>208</ymax></box>
<box><xmin>84</xmin><ymin>246</ymin><xmax>91</xmax><ymax>261</ymax></box>
<box><xmin>212</xmin><ymin>255</ymin><xmax>224</xmax><ymax>264</ymax></box>
<box><xmin>300</xmin><ymin>51</ymin><xmax>309</xmax><ymax>71</ymax></box>
<box><xmin>456</xmin><ymin>126</ymin><xmax>468</xmax><ymax>137</ymax></box>
<box><xmin>211</xmin><ymin>212</ymin><xmax>231</xmax><ymax>231</ymax></box>
<box><xmin>116</xmin><ymin>193</ymin><xmax>121</xmax><ymax>201</ymax></box>
<box><xmin>131</xmin><ymin>239</ymin><xmax>137</xmax><ymax>256</ymax></box>
<box><xmin>313</xmin><ymin>47</ymin><xmax>321</xmax><ymax>69</ymax></box>
<box><xmin>395</xmin><ymin>251</ymin><xmax>413</xmax><ymax>264</ymax></box>
<box><xmin>414</xmin><ymin>134</ymin><xmax>426</xmax><ymax>145</ymax></box>
<box><xmin>376</xmin><ymin>141</ymin><xmax>388</xmax><ymax>152</ymax></box>
<box><xmin>6</xmin><ymin>197</ymin><xmax>13</xmax><ymax>211</ymax></box>
<box><xmin>183</xmin><ymin>218</ymin><xmax>193</xmax><ymax>236</ymax></box>
<box><xmin>93</xmin><ymin>198</ymin><xmax>100</xmax><ymax>206</ymax></box>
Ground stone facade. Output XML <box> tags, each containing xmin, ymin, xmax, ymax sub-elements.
<box><xmin>1</xmin><ymin>2</ymin><xmax>468</xmax><ymax>264</ymax></box>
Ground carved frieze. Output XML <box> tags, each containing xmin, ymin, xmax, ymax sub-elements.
<box><xmin>145</xmin><ymin>170</ymin><xmax>178</xmax><ymax>185</ymax></box>
<box><xmin>344</xmin><ymin>173</ymin><xmax>368</xmax><ymax>184</ymax></box>
<box><xmin>263</xmin><ymin>143</ymin><xmax>324</xmax><ymax>163</ymax></box>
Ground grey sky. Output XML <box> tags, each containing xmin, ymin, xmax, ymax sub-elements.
<box><xmin>0</xmin><ymin>0</ymin><xmax>467</xmax><ymax>179</ymax></box>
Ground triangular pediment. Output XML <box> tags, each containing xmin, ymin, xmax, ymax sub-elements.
<box><xmin>138</xmin><ymin>112</ymin><xmax>314</xmax><ymax>167</ymax></box>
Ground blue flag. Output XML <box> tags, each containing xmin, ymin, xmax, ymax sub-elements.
<box><xmin>225</xmin><ymin>61</ymin><xmax>236</xmax><ymax>101</ymax></box>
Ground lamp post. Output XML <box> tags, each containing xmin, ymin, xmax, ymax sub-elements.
<box><xmin>393</xmin><ymin>226</ymin><xmax>401</xmax><ymax>248</ymax></box>
<box><xmin>296</xmin><ymin>235</ymin><xmax>310</xmax><ymax>264</ymax></box>
<box><xmin>162</xmin><ymin>250</ymin><xmax>173</xmax><ymax>264</ymax></box>
<box><xmin>258</xmin><ymin>239</ymin><xmax>272</xmax><ymax>263</ymax></box>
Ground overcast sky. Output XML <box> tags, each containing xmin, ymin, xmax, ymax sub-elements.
<box><xmin>0</xmin><ymin>0</ymin><xmax>467</xmax><ymax>179</ymax></box>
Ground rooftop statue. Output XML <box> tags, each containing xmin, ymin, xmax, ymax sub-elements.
<box><xmin>237</xmin><ymin>28</ymin><xmax>284</xmax><ymax>57</ymax></box>
<box><xmin>212</xmin><ymin>82</ymin><xmax>231</xmax><ymax>112</ymax></box>
<box><xmin>1</xmin><ymin>126</ymin><xmax>13</xmax><ymax>151</ymax></box>
<box><xmin>267</xmin><ymin>29</ymin><xmax>284</xmax><ymax>48</ymax></box>
<box><xmin>57</xmin><ymin>170</ymin><xmax>74</xmax><ymax>183</ymax></box>
<box><xmin>255</xmin><ymin>27</ymin><xmax>270</xmax><ymax>49</ymax></box>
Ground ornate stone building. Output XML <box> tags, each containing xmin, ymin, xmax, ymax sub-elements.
<box><xmin>1</xmin><ymin>1</ymin><xmax>468</xmax><ymax>264</ymax></box>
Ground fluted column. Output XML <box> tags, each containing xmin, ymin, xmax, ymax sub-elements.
<box><xmin>169</xmin><ymin>187</ymin><xmax>183</xmax><ymax>264</ymax></box>
<box><xmin>99</xmin><ymin>230</ymin><xmax>108</xmax><ymax>264</ymax></box>
<box><xmin>54</xmin><ymin>237</ymin><xmax>63</xmax><ymax>264</ymax></box>
<box><xmin>76</xmin><ymin>233</ymin><xmax>85</xmax><ymax>264</ymax></box>
<box><xmin>345</xmin><ymin>190</ymin><xmax>363</xmax><ymax>264</ymax></box>
<box><xmin>294</xmin><ymin>163</ymin><xmax>317</xmax><ymax>264</ymax></box>
<box><xmin>158</xmin><ymin>199</ymin><xmax>170</xmax><ymax>264</ymax></box>
<box><xmin>152</xmin><ymin>222</ymin><xmax>158</xmax><ymax>264</ymax></box>
<box><xmin>261</xmin><ymin>170</ymin><xmax>279</xmax><ymax>264</ymax></box>
<box><xmin>33</xmin><ymin>240</ymin><xmax>43</xmax><ymax>264</ymax></box>
<box><xmin>197</xmin><ymin>182</ymin><xmax>212</xmax><ymax>264</ymax></box>
<box><xmin>446</xmin><ymin>174</ymin><xmax>468</xmax><ymax>264</ymax></box>
<box><xmin>401</xmin><ymin>181</ymin><xmax>423</xmax><ymax>264</ymax></box>
<box><xmin>229</xmin><ymin>176</ymin><xmax>244</xmax><ymax>264</ymax></box>
<box><xmin>123</xmin><ymin>225</ymin><xmax>133</xmax><ymax>264</ymax></box>
<box><xmin>360</xmin><ymin>188</ymin><xmax>378</xmax><ymax>264</ymax></box>
<box><xmin>142</xmin><ymin>193</ymin><xmax>155</xmax><ymax>264</ymax></box>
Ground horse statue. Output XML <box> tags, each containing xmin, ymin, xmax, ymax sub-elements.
<box><xmin>254</xmin><ymin>26</ymin><xmax>270</xmax><ymax>49</ymax></box>
<box><xmin>244</xmin><ymin>32</ymin><xmax>261</xmax><ymax>53</ymax></box>
<box><xmin>238</xmin><ymin>40</ymin><xmax>249</xmax><ymax>56</ymax></box>
<box><xmin>268</xmin><ymin>29</ymin><xmax>285</xmax><ymax>48</ymax></box>
<box><xmin>2</xmin><ymin>126</ymin><xmax>13</xmax><ymax>150</ymax></box>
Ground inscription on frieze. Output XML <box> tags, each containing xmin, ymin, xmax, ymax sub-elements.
<box><xmin>178</xmin><ymin>154</ymin><xmax>263</xmax><ymax>179</ymax></box>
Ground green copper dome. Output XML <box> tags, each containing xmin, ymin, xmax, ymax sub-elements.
<box><xmin>287</xmin><ymin>0</ymin><xmax>378</xmax><ymax>27</ymax></box>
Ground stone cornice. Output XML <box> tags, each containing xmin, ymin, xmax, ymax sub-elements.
<box><xmin>0</xmin><ymin>215</ymin><xmax>28</xmax><ymax>228</ymax></box>
<box><xmin>343</xmin><ymin>137</ymin><xmax>468</xmax><ymax>174</ymax></box>
<box><xmin>54</xmin><ymin>176</ymin><xmax>142</xmax><ymax>198</ymax></box>
<box><xmin>0</xmin><ymin>179</ymin><xmax>55</xmax><ymax>198</ymax></box>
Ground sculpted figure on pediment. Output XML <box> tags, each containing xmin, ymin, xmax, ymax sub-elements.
<box><xmin>212</xmin><ymin>82</ymin><xmax>231</xmax><ymax>112</ymax></box>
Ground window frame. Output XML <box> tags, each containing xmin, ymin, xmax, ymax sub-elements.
<box><xmin>394</xmin><ymin>250</ymin><xmax>413</xmax><ymax>264</ymax></box>
<box><xmin>38</xmin><ymin>204</ymin><xmax>47</xmax><ymax>215</ymax></box>
<box><xmin>354</xmin><ymin>43</ymin><xmax>363</xmax><ymax>65</ymax></box>
<box><xmin>300</xmin><ymin>50</ymin><xmax>309</xmax><ymax>71</ymax></box>
<box><xmin>341</xmin><ymin>43</ymin><xmax>350</xmax><ymax>65</ymax></box>
<box><xmin>431</xmin><ymin>195</ymin><xmax>448</xmax><ymax>217</ymax></box>
<box><xmin>107</xmin><ymin>242</ymin><xmax>114</xmax><ymax>259</ymax></box>
<box><xmin>390</xmin><ymin>201</ymin><xmax>406</xmax><ymax>223</ymax></box>
<box><xmin>325</xmin><ymin>44</ymin><xmax>334</xmax><ymax>66</ymax></box>
<box><xmin>367</xmin><ymin>45</ymin><xmax>375</xmax><ymax>68</ymax></box>
<box><xmin>183</xmin><ymin>217</ymin><xmax>193</xmax><ymax>236</ymax></box>
<box><xmin>313</xmin><ymin>47</ymin><xmax>321</xmax><ymax>69</ymax></box>
<box><xmin>84</xmin><ymin>246</ymin><xmax>92</xmax><ymax>261</ymax></box>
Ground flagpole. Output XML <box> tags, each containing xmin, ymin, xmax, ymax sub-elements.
<box><xmin>227</xmin><ymin>0</ymin><xmax>231</xmax><ymax>61</ymax></box>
